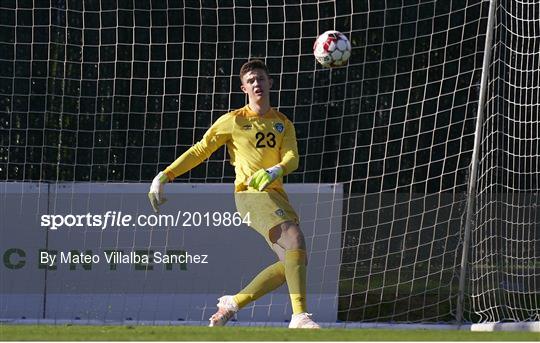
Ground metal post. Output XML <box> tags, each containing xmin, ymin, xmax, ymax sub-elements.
<box><xmin>456</xmin><ymin>0</ymin><xmax>498</xmax><ymax>324</ymax></box>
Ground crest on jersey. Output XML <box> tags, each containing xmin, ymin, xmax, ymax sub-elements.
<box><xmin>275</xmin><ymin>209</ymin><xmax>285</xmax><ymax>217</ymax></box>
<box><xmin>274</xmin><ymin>123</ymin><xmax>284</xmax><ymax>133</ymax></box>
<box><xmin>242</xmin><ymin>124</ymin><xmax>253</xmax><ymax>130</ymax></box>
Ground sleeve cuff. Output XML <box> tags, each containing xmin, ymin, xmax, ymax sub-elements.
<box><xmin>164</xmin><ymin>170</ymin><xmax>176</xmax><ymax>182</ymax></box>
<box><xmin>277</xmin><ymin>164</ymin><xmax>286</xmax><ymax>176</ymax></box>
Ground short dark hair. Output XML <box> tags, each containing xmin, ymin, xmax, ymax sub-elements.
<box><xmin>239</xmin><ymin>59</ymin><xmax>270</xmax><ymax>81</ymax></box>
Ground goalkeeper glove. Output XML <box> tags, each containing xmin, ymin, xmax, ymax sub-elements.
<box><xmin>148</xmin><ymin>171</ymin><xmax>169</xmax><ymax>213</ymax></box>
<box><xmin>248</xmin><ymin>165</ymin><xmax>283</xmax><ymax>191</ymax></box>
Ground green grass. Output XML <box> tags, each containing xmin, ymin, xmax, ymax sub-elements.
<box><xmin>0</xmin><ymin>325</ymin><xmax>538</xmax><ymax>341</ymax></box>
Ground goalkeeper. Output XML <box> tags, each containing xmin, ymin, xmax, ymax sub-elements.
<box><xmin>148</xmin><ymin>59</ymin><xmax>319</xmax><ymax>329</ymax></box>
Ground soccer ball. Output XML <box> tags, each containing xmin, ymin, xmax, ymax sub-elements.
<box><xmin>313</xmin><ymin>30</ymin><xmax>351</xmax><ymax>67</ymax></box>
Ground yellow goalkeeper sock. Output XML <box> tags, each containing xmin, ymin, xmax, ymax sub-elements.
<box><xmin>284</xmin><ymin>249</ymin><xmax>307</xmax><ymax>315</ymax></box>
<box><xmin>233</xmin><ymin>261</ymin><xmax>286</xmax><ymax>309</ymax></box>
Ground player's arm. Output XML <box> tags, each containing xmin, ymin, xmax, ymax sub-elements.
<box><xmin>277</xmin><ymin>118</ymin><xmax>299</xmax><ymax>175</ymax></box>
<box><xmin>148</xmin><ymin>115</ymin><xmax>231</xmax><ymax>212</ymax></box>
<box><xmin>249</xmin><ymin>119</ymin><xmax>299</xmax><ymax>191</ymax></box>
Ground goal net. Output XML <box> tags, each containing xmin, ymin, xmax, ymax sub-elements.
<box><xmin>0</xmin><ymin>0</ymin><xmax>538</xmax><ymax>327</ymax></box>
<box><xmin>470</xmin><ymin>0</ymin><xmax>539</xmax><ymax>324</ymax></box>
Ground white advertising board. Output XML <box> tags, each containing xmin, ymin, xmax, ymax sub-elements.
<box><xmin>0</xmin><ymin>182</ymin><xmax>342</xmax><ymax>324</ymax></box>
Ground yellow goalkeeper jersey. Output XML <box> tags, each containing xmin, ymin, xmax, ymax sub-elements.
<box><xmin>163</xmin><ymin>105</ymin><xmax>299</xmax><ymax>192</ymax></box>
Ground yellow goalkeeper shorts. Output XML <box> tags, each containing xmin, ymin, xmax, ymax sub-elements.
<box><xmin>234</xmin><ymin>188</ymin><xmax>299</xmax><ymax>247</ymax></box>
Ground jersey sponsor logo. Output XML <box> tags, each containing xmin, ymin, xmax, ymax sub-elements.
<box><xmin>275</xmin><ymin>208</ymin><xmax>285</xmax><ymax>217</ymax></box>
<box><xmin>274</xmin><ymin>123</ymin><xmax>284</xmax><ymax>133</ymax></box>
<box><xmin>241</xmin><ymin>124</ymin><xmax>253</xmax><ymax>130</ymax></box>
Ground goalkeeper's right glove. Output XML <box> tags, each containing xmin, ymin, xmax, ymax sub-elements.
<box><xmin>148</xmin><ymin>171</ymin><xmax>169</xmax><ymax>213</ymax></box>
<box><xmin>248</xmin><ymin>165</ymin><xmax>283</xmax><ymax>191</ymax></box>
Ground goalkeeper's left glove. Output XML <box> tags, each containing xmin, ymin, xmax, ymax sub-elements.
<box><xmin>248</xmin><ymin>165</ymin><xmax>283</xmax><ymax>191</ymax></box>
<box><xmin>148</xmin><ymin>171</ymin><xmax>169</xmax><ymax>213</ymax></box>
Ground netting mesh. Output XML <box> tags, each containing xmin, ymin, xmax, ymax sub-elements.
<box><xmin>472</xmin><ymin>0</ymin><xmax>540</xmax><ymax>322</ymax></box>
<box><xmin>1</xmin><ymin>0</ymin><xmax>538</xmax><ymax>323</ymax></box>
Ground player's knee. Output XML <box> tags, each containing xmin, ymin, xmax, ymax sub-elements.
<box><xmin>289</xmin><ymin>230</ymin><xmax>306</xmax><ymax>249</ymax></box>
<box><xmin>271</xmin><ymin>221</ymin><xmax>305</xmax><ymax>250</ymax></box>
<box><xmin>287</xmin><ymin>227</ymin><xmax>305</xmax><ymax>249</ymax></box>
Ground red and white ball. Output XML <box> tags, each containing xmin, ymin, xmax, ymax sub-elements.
<box><xmin>313</xmin><ymin>30</ymin><xmax>352</xmax><ymax>67</ymax></box>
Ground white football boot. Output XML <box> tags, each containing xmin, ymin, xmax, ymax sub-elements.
<box><xmin>208</xmin><ymin>295</ymin><xmax>239</xmax><ymax>327</ymax></box>
<box><xmin>288</xmin><ymin>312</ymin><xmax>320</xmax><ymax>329</ymax></box>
